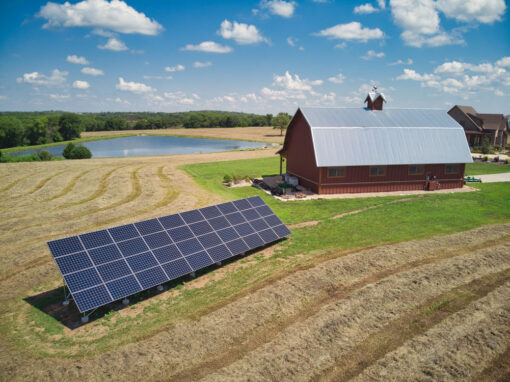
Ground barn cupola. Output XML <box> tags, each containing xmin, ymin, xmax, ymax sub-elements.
<box><xmin>364</xmin><ymin>86</ymin><xmax>386</xmax><ymax>111</ymax></box>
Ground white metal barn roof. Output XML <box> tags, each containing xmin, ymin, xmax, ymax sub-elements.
<box><xmin>298</xmin><ymin>107</ymin><xmax>473</xmax><ymax>167</ymax></box>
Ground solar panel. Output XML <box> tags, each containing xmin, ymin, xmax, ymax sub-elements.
<box><xmin>47</xmin><ymin>196</ymin><xmax>291</xmax><ymax>313</ymax></box>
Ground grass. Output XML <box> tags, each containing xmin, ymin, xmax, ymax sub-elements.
<box><xmin>0</xmin><ymin>153</ymin><xmax>64</xmax><ymax>163</ymax></box>
<box><xmin>0</xmin><ymin>133</ymin><xmax>136</xmax><ymax>154</ymax></box>
<box><xmin>4</xmin><ymin>156</ymin><xmax>510</xmax><ymax>359</ymax></box>
<box><xmin>465</xmin><ymin>162</ymin><xmax>510</xmax><ymax>175</ymax></box>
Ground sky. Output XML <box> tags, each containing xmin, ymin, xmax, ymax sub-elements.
<box><xmin>0</xmin><ymin>0</ymin><xmax>509</xmax><ymax>114</ymax></box>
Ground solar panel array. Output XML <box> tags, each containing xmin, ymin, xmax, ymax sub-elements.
<box><xmin>47</xmin><ymin>196</ymin><xmax>291</xmax><ymax>313</ymax></box>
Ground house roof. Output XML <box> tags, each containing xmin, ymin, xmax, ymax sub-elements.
<box><xmin>280</xmin><ymin>107</ymin><xmax>473</xmax><ymax>167</ymax></box>
<box><xmin>476</xmin><ymin>113</ymin><xmax>507</xmax><ymax>131</ymax></box>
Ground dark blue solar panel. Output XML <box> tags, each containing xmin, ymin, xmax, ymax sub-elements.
<box><xmin>233</xmin><ymin>222</ymin><xmax>255</xmax><ymax>236</ymax></box>
<box><xmin>247</xmin><ymin>196</ymin><xmax>265</xmax><ymax>207</ymax></box>
<box><xmin>241</xmin><ymin>208</ymin><xmax>260</xmax><ymax>221</ymax></box>
<box><xmin>159</xmin><ymin>214</ymin><xmax>185</xmax><ymax>229</ymax></box>
<box><xmin>243</xmin><ymin>233</ymin><xmax>265</xmax><ymax>249</ymax></box>
<box><xmin>48</xmin><ymin>197</ymin><xmax>290</xmax><ymax>313</ymax></box>
<box><xmin>126</xmin><ymin>251</ymin><xmax>159</xmax><ymax>272</ymax></box>
<box><xmin>74</xmin><ymin>285</ymin><xmax>111</xmax><ymax>312</ymax></box>
<box><xmin>225</xmin><ymin>212</ymin><xmax>246</xmax><ymax>226</ymax></box>
<box><xmin>135</xmin><ymin>266</ymin><xmax>168</xmax><ymax>289</ymax></box>
<box><xmin>197</xmin><ymin>232</ymin><xmax>222</xmax><ymax>248</ymax></box>
<box><xmin>162</xmin><ymin>258</ymin><xmax>193</xmax><ymax>279</ymax></box>
<box><xmin>207</xmin><ymin>244</ymin><xmax>231</xmax><ymax>262</ymax></box>
<box><xmin>258</xmin><ymin>229</ymin><xmax>279</xmax><ymax>244</ymax></box>
<box><xmin>55</xmin><ymin>252</ymin><xmax>92</xmax><ymax>275</ymax></box>
<box><xmin>180</xmin><ymin>210</ymin><xmax>203</xmax><ymax>224</ymax></box>
<box><xmin>264</xmin><ymin>214</ymin><xmax>283</xmax><ymax>227</ymax></box>
<box><xmin>80</xmin><ymin>230</ymin><xmax>112</xmax><ymax>249</ymax></box>
<box><xmin>185</xmin><ymin>251</ymin><xmax>214</xmax><ymax>271</ymax></box>
<box><xmin>217</xmin><ymin>202</ymin><xmax>237</xmax><ymax>214</ymax></box>
<box><xmin>88</xmin><ymin>244</ymin><xmax>122</xmax><ymax>265</ymax></box>
<box><xmin>109</xmin><ymin>224</ymin><xmax>139</xmax><ymax>242</ymax></box>
<box><xmin>48</xmin><ymin>236</ymin><xmax>83</xmax><ymax>257</ymax></box>
<box><xmin>117</xmin><ymin>237</ymin><xmax>149</xmax><ymax>257</ymax></box>
<box><xmin>152</xmin><ymin>244</ymin><xmax>183</xmax><ymax>263</ymax></box>
<box><xmin>225</xmin><ymin>238</ymin><xmax>249</xmax><ymax>255</ymax></box>
<box><xmin>255</xmin><ymin>205</ymin><xmax>273</xmax><ymax>217</ymax></box>
<box><xmin>233</xmin><ymin>199</ymin><xmax>251</xmax><ymax>211</ymax></box>
<box><xmin>272</xmin><ymin>224</ymin><xmax>292</xmax><ymax>239</ymax></box>
<box><xmin>189</xmin><ymin>221</ymin><xmax>213</xmax><ymax>236</ymax></box>
<box><xmin>167</xmin><ymin>226</ymin><xmax>194</xmax><ymax>242</ymax></box>
<box><xmin>208</xmin><ymin>216</ymin><xmax>230</xmax><ymax>230</ymax></box>
<box><xmin>144</xmin><ymin>231</ymin><xmax>172</xmax><ymax>249</ymax></box>
<box><xmin>176</xmin><ymin>238</ymin><xmax>203</xmax><ymax>256</ymax></box>
<box><xmin>64</xmin><ymin>268</ymin><xmax>102</xmax><ymax>293</ymax></box>
<box><xmin>106</xmin><ymin>275</ymin><xmax>141</xmax><ymax>301</ymax></box>
<box><xmin>199</xmin><ymin>205</ymin><xmax>222</xmax><ymax>219</ymax></box>
<box><xmin>97</xmin><ymin>259</ymin><xmax>131</xmax><ymax>282</ymax></box>
<box><xmin>217</xmin><ymin>227</ymin><xmax>240</xmax><ymax>242</ymax></box>
<box><xmin>135</xmin><ymin>219</ymin><xmax>163</xmax><ymax>235</ymax></box>
<box><xmin>251</xmin><ymin>218</ymin><xmax>270</xmax><ymax>231</ymax></box>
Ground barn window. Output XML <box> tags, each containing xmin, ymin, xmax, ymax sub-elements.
<box><xmin>445</xmin><ymin>164</ymin><xmax>459</xmax><ymax>174</ymax></box>
<box><xmin>369</xmin><ymin>166</ymin><xmax>386</xmax><ymax>177</ymax></box>
<box><xmin>408</xmin><ymin>165</ymin><xmax>424</xmax><ymax>175</ymax></box>
<box><xmin>328</xmin><ymin>167</ymin><xmax>345</xmax><ymax>177</ymax></box>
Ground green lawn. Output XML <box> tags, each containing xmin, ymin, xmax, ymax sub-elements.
<box><xmin>465</xmin><ymin>162</ymin><xmax>510</xmax><ymax>175</ymax></box>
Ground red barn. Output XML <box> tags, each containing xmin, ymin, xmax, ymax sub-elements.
<box><xmin>277</xmin><ymin>89</ymin><xmax>473</xmax><ymax>194</ymax></box>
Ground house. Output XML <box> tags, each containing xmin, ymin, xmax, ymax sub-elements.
<box><xmin>277</xmin><ymin>89</ymin><xmax>473</xmax><ymax>194</ymax></box>
<box><xmin>447</xmin><ymin>105</ymin><xmax>509</xmax><ymax>147</ymax></box>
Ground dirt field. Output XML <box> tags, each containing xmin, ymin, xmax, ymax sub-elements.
<box><xmin>82</xmin><ymin>126</ymin><xmax>285</xmax><ymax>144</ymax></box>
<box><xmin>0</xmin><ymin>148</ymin><xmax>509</xmax><ymax>381</ymax></box>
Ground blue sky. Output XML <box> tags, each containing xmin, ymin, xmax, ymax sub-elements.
<box><xmin>0</xmin><ymin>0</ymin><xmax>508</xmax><ymax>114</ymax></box>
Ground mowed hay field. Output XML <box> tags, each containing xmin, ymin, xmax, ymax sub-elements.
<box><xmin>0</xmin><ymin>149</ymin><xmax>509</xmax><ymax>381</ymax></box>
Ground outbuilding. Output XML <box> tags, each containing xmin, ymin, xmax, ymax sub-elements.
<box><xmin>277</xmin><ymin>89</ymin><xmax>473</xmax><ymax>194</ymax></box>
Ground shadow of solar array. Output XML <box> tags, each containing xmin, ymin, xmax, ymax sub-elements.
<box><xmin>47</xmin><ymin>197</ymin><xmax>291</xmax><ymax>313</ymax></box>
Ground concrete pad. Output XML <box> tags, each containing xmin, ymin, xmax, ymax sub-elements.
<box><xmin>478</xmin><ymin>173</ymin><xmax>510</xmax><ymax>183</ymax></box>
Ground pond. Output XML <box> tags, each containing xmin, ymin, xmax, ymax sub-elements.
<box><xmin>11</xmin><ymin>135</ymin><xmax>270</xmax><ymax>158</ymax></box>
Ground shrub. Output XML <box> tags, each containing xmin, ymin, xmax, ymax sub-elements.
<box><xmin>493</xmin><ymin>156</ymin><xmax>499</xmax><ymax>162</ymax></box>
<box><xmin>481</xmin><ymin>136</ymin><xmax>490</xmax><ymax>154</ymax></box>
<box><xmin>223</xmin><ymin>174</ymin><xmax>233</xmax><ymax>183</ymax></box>
<box><xmin>38</xmin><ymin>150</ymin><xmax>52</xmax><ymax>161</ymax></box>
<box><xmin>483</xmin><ymin>156</ymin><xmax>489</xmax><ymax>161</ymax></box>
<box><xmin>62</xmin><ymin>143</ymin><xmax>75</xmax><ymax>159</ymax></box>
<box><xmin>70</xmin><ymin>145</ymin><xmax>92</xmax><ymax>159</ymax></box>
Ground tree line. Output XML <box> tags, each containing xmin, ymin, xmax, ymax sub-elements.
<box><xmin>0</xmin><ymin>110</ymin><xmax>277</xmax><ymax>149</ymax></box>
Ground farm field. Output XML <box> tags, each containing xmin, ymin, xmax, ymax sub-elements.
<box><xmin>0</xmin><ymin>150</ymin><xmax>509</xmax><ymax>381</ymax></box>
<box><xmin>82</xmin><ymin>126</ymin><xmax>285</xmax><ymax>144</ymax></box>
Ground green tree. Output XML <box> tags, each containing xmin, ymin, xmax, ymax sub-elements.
<box><xmin>271</xmin><ymin>112</ymin><xmax>292</xmax><ymax>136</ymax></box>
<box><xmin>481</xmin><ymin>136</ymin><xmax>490</xmax><ymax>154</ymax></box>
<box><xmin>58</xmin><ymin>113</ymin><xmax>82</xmax><ymax>140</ymax></box>
<box><xmin>0</xmin><ymin>116</ymin><xmax>25</xmax><ymax>148</ymax></box>
<box><xmin>265</xmin><ymin>113</ymin><xmax>273</xmax><ymax>126</ymax></box>
<box><xmin>62</xmin><ymin>143</ymin><xmax>76</xmax><ymax>159</ymax></box>
<box><xmin>26</xmin><ymin>117</ymin><xmax>48</xmax><ymax>145</ymax></box>
<box><xmin>38</xmin><ymin>150</ymin><xmax>52</xmax><ymax>161</ymax></box>
<box><xmin>69</xmin><ymin>145</ymin><xmax>92</xmax><ymax>159</ymax></box>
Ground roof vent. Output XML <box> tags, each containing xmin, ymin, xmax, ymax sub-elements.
<box><xmin>364</xmin><ymin>86</ymin><xmax>386</xmax><ymax>111</ymax></box>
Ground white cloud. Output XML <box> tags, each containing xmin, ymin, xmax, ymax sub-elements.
<box><xmin>162</xmin><ymin>91</ymin><xmax>195</xmax><ymax>105</ymax></box>
<box><xmin>0</xmin><ymin>95</ymin><xmax>7</xmax><ymax>100</ymax></box>
<box><xmin>316</xmin><ymin>22</ymin><xmax>384</xmax><ymax>42</ymax></box>
<box><xmin>273</xmin><ymin>71</ymin><xmax>322</xmax><ymax>91</ymax></box>
<box><xmin>218</xmin><ymin>20</ymin><xmax>266</xmax><ymax>45</ymax></box>
<box><xmin>116</xmin><ymin>77</ymin><xmax>155</xmax><ymax>93</ymax></box>
<box><xmin>81</xmin><ymin>67</ymin><xmax>104</xmax><ymax>76</ymax></box>
<box><xmin>72</xmin><ymin>80</ymin><xmax>90</xmax><ymax>89</ymax></box>
<box><xmin>115</xmin><ymin>97</ymin><xmax>130</xmax><ymax>105</ymax></box>
<box><xmin>97</xmin><ymin>37</ymin><xmax>128</xmax><ymax>51</ymax></box>
<box><xmin>495</xmin><ymin>57</ymin><xmax>510</xmax><ymax>68</ymax></box>
<box><xmin>287</xmin><ymin>37</ymin><xmax>296</xmax><ymax>46</ymax></box>
<box><xmin>66</xmin><ymin>55</ymin><xmax>89</xmax><ymax>65</ymax></box>
<box><xmin>165</xmin><ymin>64</ymin><xmax>185</xmax><ymax>72</ymax></box>
<box><xmin>436</xmin><ymin>0</ymin><xmax>506</xmax><ymax>23</ymax></box>
<box><xmin>49</xmin><ymin>93</ymin><xmax>70</xmax><ymax>100</ymax></box>
<box><xmin>361</xmin><ymin>50</ymin><xmax>385</xmax><ymax>60</ymax></box>
<box><xmin>260</xmin><ymin>71</ymin><xmax>329</xmax><ymax>103</ymax></box>
<box><xmin>434</xmin><ymin>61</ymin><xmax>496</xmax><ymax>75</ymax></box>
<box><xmin>193</xmin><ymin>61</ymin><xmax>212</xmax><ymax>68</ymax></box>
<box><xmin>17</xmin><ymin>69</ymin><xmax>68</xmax><ymax>86</ymax></box>
<box><xmin>388</xmin><ymin>58</ymin><xmax>413</xmax><ymax>65</ymax></box>
<box><xmin>181</xmin><ymin>41</ymin><xmax>232</xmax><ymax>53</ymax></box>
<box><xmin>397</xmin><ymin>68</ymin><xmax>438</xmax><ymax>81</ymax></box>
<box><xmin>328</xmin><ymin>73</ymin><xmax>345</xmax><ymax>84</ymax></box>
<box><xmin>354</xmin><ymin>3</ymin><xmax>378</xmax><ymax>14</ymax></box>
<box><xmin>260</xmin><ymin>0</ymin><xmax>296</xmax><ymax>18</ymax></box>
<box><xmin>38</xmin><ymin>0</ymin><xmax>163</xmax><ymax>35</ymax></box>
<box><xmin>377</xmin><ymin>0</ymin><xmax>386</xmax><ymax>9</ymax></box>
<box><xmin>143</xmin><ymin>75</ymin><xmax>172</xmax><ymax>80</ymax></box>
